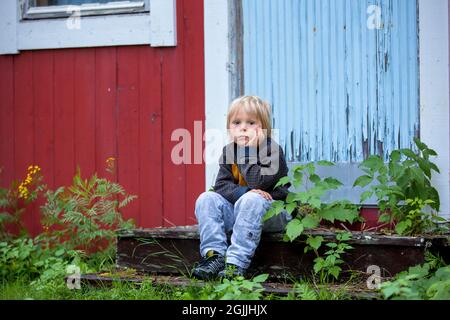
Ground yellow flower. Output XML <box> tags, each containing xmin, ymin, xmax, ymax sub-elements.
<box><xmin>18</xmin><ymin>186</ymin><xmax>29</xmax><ymax>199</ymax></box>
<box><xmin>27</xmin><ymin>165</ymin><xmax>40</xmax><ymax>173</ymax></box>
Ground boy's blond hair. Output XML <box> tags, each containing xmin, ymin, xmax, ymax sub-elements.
<box><xmin>226</xmin><ymin>95</ymin><xmax>272</xmax><ymax>138</ymax></box>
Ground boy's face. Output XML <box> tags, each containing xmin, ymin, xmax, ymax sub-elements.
<box><xmin>229</xmin><ymin>108</ymin><xmax>262</xmax><ymax>146</ymax></box>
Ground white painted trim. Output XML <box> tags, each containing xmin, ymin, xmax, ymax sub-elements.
<box><xmin>204</xmin><ymin>0</ymin><xmax>231</xmax><ymax>191</ymax></box>
<box><xmin>419</xmin><ymin>0</ymin><xmax>450</xmax><ymax>218</ymax></box>
<box><xmin>0</xmin><ymin>0</ymin><xmax>18</xmax><ymax>54</ymax></box>
<box><xmin>0</xmin><ymin>0</ymin><xmax>177</xmax><ymax>54</ymax></box>
<box><xmin>150</xmin><ymin>0</ymin><xmax>177</xmax><ymax>47</ymax></box>
<box><xmin>18</xmin><ymin>13</ymin><xmax>152</xmax><ymax>50</ymax></box>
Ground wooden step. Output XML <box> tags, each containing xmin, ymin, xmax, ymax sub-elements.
<box><xmin>77</xmin><ymin>272</ymin><xmax>380</xmax><ymax>300</ymax></box>
<box><xmin>116</xmin><ymin>225</ymin><xmax>450</xmax><ymax>280</ymax></box>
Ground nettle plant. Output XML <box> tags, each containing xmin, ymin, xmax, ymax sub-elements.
<box><xmin>304</xmin><ymin>230</ymin><xmax>354</xmax><ymax>282</ymax></box>
<box><xmin>353</xmin><ymin>138</ymin><xmax>447</xmax><ymax>236</ymax></box>
<box><xmin>264</xmin><ymin>161</ymin><xmax>359</xmax><ymax>281</ymax></box>
<box><xmin>209</xmin><ymin>274</ymin><xmax>269</xmax><ymax>300</ymax></box>
<box><xmin>380</xmin><ymin>253</ymin><xmax>450</xmax><ymax>300</ymax></box>
<box><xmin>264</xmin><ymin>161</ymin><xmax>360</xmax><ymax>241</ymax></box>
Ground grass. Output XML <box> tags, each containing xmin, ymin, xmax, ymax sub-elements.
<box><xmin>0</xmin><ymin>278</ymin><xmax>180</xmax><ymax>300</ymax></box>
<box><xmin>0</xmin><ymin>274</ymin><xmax>361</xmax><ymax>300</ymax></box>
<box><xmin>0</xmin><ymin>235</ymin><xmax>367</xmax><ymax>300</ymax></box>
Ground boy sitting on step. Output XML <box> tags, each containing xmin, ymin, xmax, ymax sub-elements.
<box><xmin>192</xmin><ymin>95</ymin><xmax>291</xmax><ymax>280</ymax></box>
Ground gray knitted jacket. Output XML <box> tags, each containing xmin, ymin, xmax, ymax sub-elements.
<box><xmin>213</xmin><ymin>137</ymin><xmax>290</xmax><ymax>204</ymax></box>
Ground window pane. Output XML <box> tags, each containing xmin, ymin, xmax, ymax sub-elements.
<box><xmin>34</xmin><ymin>0</ymin><xmax>141</xmax><ymax>6</ymax></box>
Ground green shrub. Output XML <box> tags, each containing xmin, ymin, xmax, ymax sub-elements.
<box><xmin>305</xmin><ymin>231</ymin><xmax>354</xmax><ymax>283</ymax></box>
<box><xmin>40</xmin><ymin>167</ymin><xmax>136</xmax><ymax>254</ymax></box>
<box><xmin>264</xmin><ymin>162</ymin><xmax>359</xmax><ymax>283</ymax></box>
<box><xmin>264</xmin><ymin>161</ymin><xmax>360</xmax><ymax>242</ymax></box>
<box><xmin>353</xmin><ymin>138</ymin><xmax>447</xmax><ymax>235</ymax></box>
<box><xmin>0</xmin><ymin>238</ymin><xmax>42</xmax><ymax>281</ymax></box>
<box><xmin>380</xmin><ymin>254</ymin><xmax>449</xmax><ymax>300</ymax></box>
<box><xmin>208</xmin><ymin>274</ymin><xmax>269</xmax><ymax>300</ymax></box>
<box><xmin>0</xmin><ymin>237</ymin><xmax>72</xmax><ymax>283</ymax></box>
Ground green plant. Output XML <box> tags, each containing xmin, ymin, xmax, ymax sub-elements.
<box><xmin>263</xmin><ymin>162</ymin><xmax>359</xmax><ymax>283</ymax></box>
<box><xmin>0</xmin><ymin>165</ymin><xmax>46</xmax><ymax>239</ymax></box>
<box><xmin>0</xmin><ymin>238</ymin><xmax>42</xmax><ymax>281</ymax></box>
<box><xmin>40</xmin><ymin>167</ymin><xmax>136</xmax><ymax>254</ymax></box>
<box><xmin>285</xmin><ymin>282</ymin><xmax>318</xmax><ymax>300</ymax></box>
<box><xmin>208</xmin><ymin>274</ymin><xmax>269</xmax><ymax>300</ymax></box>
<box><xmin>283</xmin><ymin>280</ymin><xmax>350</xmax><ymax>300</ymax></box>
<box><xmin>29</xmin><ymin>256</ymin><xmax>70</xmax><ymax>291</ymax></box>
<box><xmin>264</xmin><ymin>161</ymin><xmax>360</xmax><ymax>242</ymax></box>
<box><xmin>178</xmin><ymin>274</ymin><xmax>269</xmax><ymax>300</ymax></box>
<box><xmin>353</xmin><ymin>138</ymin><xmax>447</xmax><ymax>235</ymax></box>
<box><xmin>380</xmin><ymin>256</ymin><xmax>449</xmax><ymax>300</ymax></box>
<box><xmin>0</xmin><ymin>237</ymin><xmax>83</xmax><ymax>284</ymax></box>
<box><xmin>304</xmin><ymin>231</ymin><xmax>354</xmax><ymax>283</ymax></box>
<box><xmin>30</xmin><ymin>248</ymin><xmax>97</xmax><ymax>292</ymax></box>
<box><xmin>395</xmin><ymin>198</ymin><xmax>447</xmax><ymax>235</ymax></box>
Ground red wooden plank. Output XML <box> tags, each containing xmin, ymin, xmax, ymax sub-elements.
<box><xmin>13</xmin><ymin>51</ymin><xmax>35</xmax><ymax>235</ymax></box>
<box><xmin>117</xmin><ymin>46</ymin><xmax>140</xmax><ymax>225</ymax></box>
<box><xmin>0</xmin><ymin>55</ymin><xmax>15</xmax><ymax>188</ymax></box>
<box><xmin>54</xmin><ymin>49</ymin><xmax>75</xmax><ymax>187</ymax></box>
<box><xmin>95</xmin><ymin>47</ymin><xmax>117</xmax><ymax>180</ymax></box>
<box><xmin>33</xmin><ymin>50</ymin><xmax>55</xmax><ymax>188</ymax></box>
<box><xmin>183</xmin><ymin>0</ymin><xmax>206</xmax><ymax>225</ymax></box>
<box><xmin>32</xmin><ymin>50</ymin><xmax>54</xmax><ymax>235</ymax></box>
<box><xmin>161</xmin><ymin>0</ymin><xmax>187</xmax><ymax>227</ymax></box>
<box><xmin>74</xmin><ymin>48</ymin><xmax>96</xmax><ymax>177</ymax></box>
<box><xmin>138</xmin><ymin>47</ymin><xmax>163</xmax><ymax>228</ymax></box>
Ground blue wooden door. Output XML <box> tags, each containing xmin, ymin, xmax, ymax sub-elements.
<box><xmin>243</xmin><ymin>0</ymin><xmax>419</xmax><ymax>164</ymax></box>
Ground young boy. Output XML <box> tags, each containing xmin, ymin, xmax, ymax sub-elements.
<box><xmin>192</xmin><ymin>95</ymin><xmax>291</xmax><ymax>280</ymax></box>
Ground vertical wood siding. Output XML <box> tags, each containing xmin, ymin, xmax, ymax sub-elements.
<box><xmin>0</xmin><ymin>0</ymin><xmax>204</xmax><ymax>235</ymax></box>
<box><xmin>243</xmin><ymin>0</ymin><xmax>419</xmax><ymax>163</ymax></box>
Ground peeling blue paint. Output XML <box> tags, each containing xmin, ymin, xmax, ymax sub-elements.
<box><xmin>243</xmin><ymin>0</ymin><xmax>419</xmax><ymax>163</ymax></box>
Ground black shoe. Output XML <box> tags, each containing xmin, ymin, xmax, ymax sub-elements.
<box><xmin>218</xmin><ymin>263</ymin><xmax>247</xmax><ymax>279</ymax></box>
<box><xmin>191</xmin><ymin>251</ymin><xmax>225</xmax><ymax>280</ymax></box>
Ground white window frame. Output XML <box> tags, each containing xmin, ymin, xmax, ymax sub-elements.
<box><xmin>204</xmin><ymin>0</ymin><xmax>450</xmax><ymax>218</ymax></box>
<box><xmin>0</xmin><ymin>0</ymin><xmax>176</xmax><ymax>54</ymax></box>
<box><xmin>22</xmin><ymin>0</ymin><xmax>149</xmax><ymax>20</ymax></box>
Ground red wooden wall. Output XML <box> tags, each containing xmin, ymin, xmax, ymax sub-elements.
<box><xmin>0</xmin><ymin>0</ymin><xmax>205</xmax><ymax>236</ymax></box>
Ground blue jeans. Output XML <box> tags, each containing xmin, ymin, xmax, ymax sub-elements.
<box><xmin>194</xmin><ymin>191</ymin><xmax>291</xmax><ymax>269</ymax></box>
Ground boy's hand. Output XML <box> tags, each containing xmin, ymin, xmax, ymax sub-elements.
<box><xmin>247</xmin><ymin>127</ymin><xmax>265</xmax><ymax>147</ymax></box>
<box><xmin>249</xmin><ymin>189</ymin><xmax>273</xmax><ymax>200</ymax></box>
